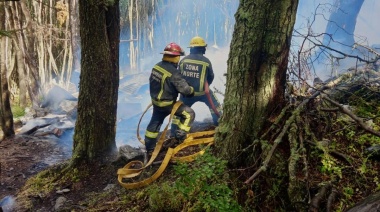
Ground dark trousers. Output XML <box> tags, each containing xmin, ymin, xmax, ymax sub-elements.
<box><xmin>170</xmin><ymin>90</ymin><xmax>221</xmax><ymax>136</ymax></box>
<box><xmin>145</xmin><ymin>103</ymin><xmax>195</xmax><ymax>151</ymax></box>
<box><xmin>179</xmin><ymin>89</ymin><xmax>221</xmax><ymax>123</ymax></box>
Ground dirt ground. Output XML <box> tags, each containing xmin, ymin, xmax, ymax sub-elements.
<box><xmin>0</xmin><ymin>131</ymin><xmax>71</xmax><ymax>204</ymax></box>
<box><xmin>0</xmin><ymin>129</ymin><xmax>132</xmax><ymax>212</ymax></box>
<box><xmin>0</xmin><ymin>122</ymin><xmax>208</xmax><ymax>211</ymax></box>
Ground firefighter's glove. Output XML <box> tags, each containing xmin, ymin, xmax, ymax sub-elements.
<box><xmin>184</xmin><ymin>86</ymin><xmax>195</xmax><ymax>98</ymax></box>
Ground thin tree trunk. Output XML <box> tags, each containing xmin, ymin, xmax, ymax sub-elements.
<box><xmin>20</xmin><ymin>0</ymin><xmax>40</xmax><ymax>107</ymax></box>
<box><xmin>8</xmin><ymin>1</ymin><xmax>40</xmax><ymax>108</ymax></box>
<box><xmin>12</xmin><ymin>39</ymin><xmax>26</xmax><ymax>107</ymax></box>
<box><xmin>9</xmin><ymin>3</ymin><xmax>27</xmax><ymax>107</ymax></box>
<box><xmin>69</xmin><ymin>0</ymin><xmax>80</xmax><ymax>72</ymax></box>
<box><xmin>128</xmin><ymin>0</ymin><xmax>136</xmax><ymax>71</ymax></box>
<box><xmin>0</xmin><ymin>2</ymin><xmax>15</xmax><ymax>139</ymax></box>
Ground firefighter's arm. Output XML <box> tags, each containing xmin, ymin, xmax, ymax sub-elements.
<box><xmin>172</xmin><ymin>73</ymin><xmax>194</xmax><ymax>97</ymax></box>
<box><xmin>207</xmin><ymin>63</ymin><xmax>215</xmax><ymax>85</ymax></box>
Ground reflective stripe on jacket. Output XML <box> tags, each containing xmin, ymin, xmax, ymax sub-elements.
<box><xmin>149</xmin><ymin>61</ymin><xmax>193</xmax><ymax>107</ymax></box>
<box><xmin>179</xmin><ymin>53</ymin><xmax>214</xmax><ymax>96</ymax></box>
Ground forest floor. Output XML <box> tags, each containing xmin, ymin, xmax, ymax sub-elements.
<box><xmin>0</xmin><ymin>121</ymin><xmax>206</xmax><ymax>211</ymax></box>
<box><xmin>0</xmin><ymin>122</ymin><xmax>75</xmax><ymax>211</ymax></box>
<box><xmin>2</xmin><ymin>96</ymin><xmax>380</xmax><ymax>211</ymax></box>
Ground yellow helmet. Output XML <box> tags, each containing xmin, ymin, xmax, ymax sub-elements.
<box><xmin>189</xmin><ymin>36</ymin><xmax>207</xmax><ymax>47</ymax></box>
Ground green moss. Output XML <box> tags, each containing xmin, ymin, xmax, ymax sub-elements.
<box><xmin>11</xmin><ymin>105</ymin><xmax>25</xmax><ymax>118</ymax></box>
<box><xmin>17</xmin><ymin>165</ymin><xmax>64</xmax><ymax>209</ymax></box>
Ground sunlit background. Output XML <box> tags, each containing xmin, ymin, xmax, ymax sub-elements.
<box><xmin>59</xmin><ymin>0</ymin><xmax>380</xmax><ymax>148</ymax></box>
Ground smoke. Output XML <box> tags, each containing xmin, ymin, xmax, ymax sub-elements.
<box><xmin>294</xmin><ymin>0</ymin><xmax>380</xmax><ymax>80</ymax></box>
<box><xmin>40</xmin><ymin>0</ymin><xmax>380</xmax><ymax>149</ymax></box>
<box><xmin>116</xmin><ymin>0</ymin><xmax>239</xmax><ymax>147</ymax></box>
<box><xmin>40</xmin><ymin>85</ymin><xmax>78</xmax><ymax>112</ymax></box>
<box><xmin>0</xmin><ymin>196</ymin><xmax>16</xmax><ymax>212</ymax></box>
<box><xmin>190</xmin><ymin>46</ymin><xmax>228</xmax><ymax>121</ymax></box>
<box><xmin>119</xmin><ymin>0</ymin><xmax>238</xmax><ymax>74</ymax></box>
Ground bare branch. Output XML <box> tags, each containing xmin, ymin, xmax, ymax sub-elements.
<box><xmin>322</xmin><ymin>95</ymin><xmax>380</xmax><ymax>137</ymax></box>
<box><xmin>245</xmin><ymin>90</ymin><xmax>323</xmax><ymax>184</ymax></box>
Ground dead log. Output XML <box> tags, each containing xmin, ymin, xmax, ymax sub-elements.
<box><xmin>19</xmin><ymin>123</ymin><xmax>51</xmax><ymax>135</ymax></box>
<box><xmin>346</xmin><ymin>191</ymin><xmax>380</xmax><ymax>212</ymax></box>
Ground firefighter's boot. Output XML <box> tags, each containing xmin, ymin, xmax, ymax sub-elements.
<box><xmin>174</xmin><ymin>130</ymin><xmax>187</xmax><ymax>142</ymax></box>
<box><xmin>144</xmin><ymin>138</ymin><xmax>156</xmax><ymax>154</ymax></box>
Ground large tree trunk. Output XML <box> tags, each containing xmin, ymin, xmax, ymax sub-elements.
<box><xmin>215</xmin><ymin>0</ymin><xmax>298</xmax><ymax>209</ymax></box>
<box><xmin>72</xmin><ymin>0</ymin><xmax>119</xmax><ymax>164</ymax></box>
<box><xmin>0</xmin><ymin>2</ymin><xmax>15</xmax><ymax>139</ymax></box>
<box><xmin>216</xmin><ymin>0</ymin><xmax>298</xmax><ymax>166</ymax></box>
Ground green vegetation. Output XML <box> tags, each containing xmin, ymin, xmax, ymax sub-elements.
<box><xmin>17</xmin><ymin>165</ymin><xmax>63</xmax><ymax>210</ymax></box>
<box><xmin>11</xmin><ymin>105</ymin><xmax>25</xmax><ymax>118</ymax></box>
<box><xmin>148</xmin><ymin>150</ymin><xmax>241</xmax><ymax>212</ymax></box>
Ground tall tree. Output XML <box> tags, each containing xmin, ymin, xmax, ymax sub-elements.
<box><xmin>0</xmin><ymin>2</ymin><xmax>15</xmax><ymax>139</ymax></box>
<box><xmin>215</xmin><ymin>0</ymin><xmax>298</xmax><ymax>209</ymax></box>
<box><xmin>8</xmin><ymin>1</ymin><xmax>40</xmax><ymax>107</ymax></box>
<box><xmin>216</xmin><ymin>0</ymin><xmax>299</xmax><ymax>165</ymax></box>
<box><xmin>72</xmin><ymin>0</ymin><xmax>120</xmax><ymax>165</ymax></box>
<box><xmin>69</xmin><ymin>0</ymin><xmax>80</xmax><ymax>72</ymax></box>
<box><xmin>322</xmin><ymin>0</ymin><xmax>365</xmax><ymax>55</ymax></box>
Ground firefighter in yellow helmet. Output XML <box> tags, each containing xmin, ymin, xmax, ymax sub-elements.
<box><xmin>171</xmin><ymin>36</ymin><xmax>222</xmax><ymax>135</ymax></box>
<box><xmin>144</xmin><ymin>42</ymin><xmax>195</xmax><ymax>153</ymax></box>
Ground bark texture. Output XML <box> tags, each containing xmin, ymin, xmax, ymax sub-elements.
<box><xmin>69</xmin><ymin>0</ymin><xmax>80</xmax><ymax>71</ymax></box>
<box><xmin>72</xmin><ymin>0</ymin><xmax>120</xmax><ymax>164</ymax></box>
<box><xmin>0</xmin><ymin>2</ymin><xmax>15</xmax><ymax>139</ymax></box>
<box><xmin>216</xmin><ymin>0</ymin><xmax>299</xmax><ymax>167</ymax></box>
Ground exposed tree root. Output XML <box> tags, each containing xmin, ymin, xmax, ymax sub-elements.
<box><xmin>309</xmin><ymin>182</ymin><xmax>332</xmax><ymax>212</ymax></box>
<box><xmin>327</xmin><ymin>187</ymin><xmax>338</xmax><ymax>212</ymax></box>
<box><xmin>308</xmin><ymin>183</ymin><xmax>338</xmax><ymax>212</ymax></box>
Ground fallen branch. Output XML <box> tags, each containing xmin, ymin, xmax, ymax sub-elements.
<box><xmin>320</xmin><ymin>107</ymin><xmax>339</xmax><ymax>112</ymax></box>
<box><xmin>261</xmin><ymin>104</ymin><xmax>292</xmax><ymax>140</ymax></box>
<box><xmin>322</xmin><ymin>95</ymin><xmax>380</xmax><ymax>137</ymax></box>
<box><xmin>237</xmin><ymin>105</ymin><xmax>291</xmax><ymax>157</ymax></box>
<box><xmin>244</xmin><ymin>74</ymin><xmax>366</xmax><ymax>184</ymax></box>
<box><xmin>20</xmin><ymin>123</ymin><xmax>51</xmax><ymax>135</ymax></box>
<box><xmin>354</xmin><ymin>42</ymin><xmax>380</xmax><ymax>57</ymax></box>
<box><xmin>245</xmin><ymin>91</ymin><xmax>322</xmax><ymax>184</ymax></box>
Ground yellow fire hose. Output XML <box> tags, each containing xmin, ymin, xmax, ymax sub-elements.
<box><xmin>117</xmin><ymin>101</ymin><xmax>215</xmax><ymax>189</ymax></box>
